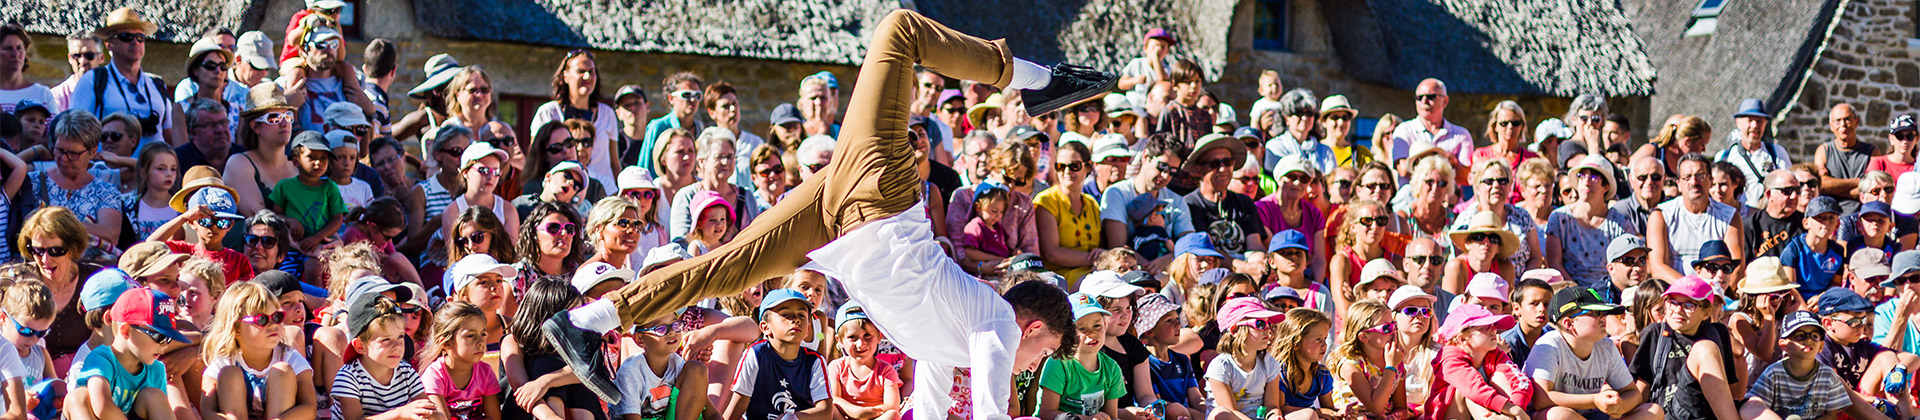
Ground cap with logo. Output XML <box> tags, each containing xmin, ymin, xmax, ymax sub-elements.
<box><xmin>571</xmin><ymin>262</ymin><xmax>635</xmax><ymax>295</ymax></box>
<box><xmin>1779</xmin><ymin>311</ymin><xmax>1824</xmax><ymax>336</ymax></box>
<box><xmin>112</xmin><ymin>288</ymin><xmax>193</xmax><ymax>344</ymax></box>
<box><xmin>1069</xmin><ymin>292</ymin><xmax>1111</xmax><ymax>320</ymax></box>
<box><xmin>1606</xmin><ymin>235</ymin><xmax>1650</xmax><ymax>263</ymax></box>
<box><xmin>1894</xmin><ymin>115</ymin><xmax>1918</xmax><ymax>135</ymax></box>
<box><xmin>1548</xmin><ymin>287</ymin><xmax>1626</xmax><ymax>322</ymax></box>
<box><xmin>447</xmin><ymin>254</ymin><xmax>519</xmax><ymax>296</ymax></box>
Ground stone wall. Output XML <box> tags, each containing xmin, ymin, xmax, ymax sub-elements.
<box><xmin>1774</xmin><ymin>0</ymin><xmax>1920</xmax><ymax>156</ymax></box>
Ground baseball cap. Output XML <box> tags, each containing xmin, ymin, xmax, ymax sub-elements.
<box><xmin>344</xmin><ymin>291</ymin><xmax>402</xmax><ymax>338</ymax></box>
<box><xmin>186</xmin><ymin>186</ymin><xmax>246</xmax><ymax>220</ymax></box>
<box><xmin>323</xmin><ymin>102</ymin><xmax>370</xmax><ymax>128</ymax></box>
<box><xmin>1895</xmin><ymin>172</ymin><xmax>1920</xmax><ymax>215</ymax></box>
<box><xmin>341</xmin><ymin>276</ymin><xmax>414</xmax><ymax>306</ymax></box>
<box><xmin>1606</xmin><ymin>235</ymin><xmax>1650</xmax><ymax>263</ymax></box>
<box><xmin>1691</xmin><ymin>240</ymin><xmax>1735</xmax><ymax>268</ymax></box>
<box><xmin>1664</xmin><ymin>275</ymin><xmax>1715</xmax><ymax>301</ymax></box>
<box><xmin>1780</xmin><ymin>311</ymin><xmax>1824</xmax><ymax>336</ymax></box>
<box><xmin>1356</xmin><ymin>259</ymin><xmax>1404</xmax><ymax>289</ymax></box>
<box><xmin>1807</xmin><ymin>196</ymin><xmax>1841</xmax><ymax>218</ymax></box>
<box><xmin>1007</xmin><ymin>254</ymin><xmax>1047</xmax><ymax>273</ymax></box>
<box><xmin>304</xmin><ymin>26</ymin><xmax>342</xmax><ymax>46</ymax></box>
<box><xmin>1466</xmin><ymin>273</ymin><xmax>1511</xmax><ymax>302</ymax></box>
<box><xmin>1268</xmin><ymin>229</ymin><xmax>1309</xmax><ymax>253</ymax></box>
<box><xmin>236</xmin><ymin>31</ymin><xmax>277</xmax><ymax>70</ymax></box>
<box><xmin>1216</xmin><ymin>297</ymin><xmax>1284</xmax><ymax>332</ymax></box>
<box><xmin>1894</xmin><ymin>115</ymin><xmax>1918</xmax><ymax>135</ymax></box>
<box><xmin>1388</xmin><ymin>285</ymin><xmax>1437</xmax><ymax>309</ymax></box>
<box><xmin>1143</xmin><ymin>28</ymin><xmax>1177</xmax><ymax>44</ymax></box>
<box><xmin>1233</xmin><ymin>126</ymin><xmax>1262</xmax><ymax>142</ymax></box>
<box><xmin>1438</xmin><ymin>303</ymin><xmax>1516</xmax><ymax>341</ymax></box>
<box><xmin>547</xmin><ymin>161</ymin><xmax>587</xmax><ymax>183</ymax></box>
<box><xmin>1008</xmin><ymin>125</ymin><xmax>1046</xmax><ymax>144</ymax></box>
<box><xmin>615</xmin><ymin>85</ymin><xmax>647</xmax><ymax>102</ymax></box>
<box><xmin>252</xmin><ymin>270</ymin><xmax>304</xmax><ymax>298</ymax></box>
<box><xmin>112</xmin><ymin>288</ymin><xmax>192</xmax><ymax>344</ymax></box>
<box><xmin>570</xmin><ymin>262</ymin><xmax>635</xmax><ymax>295</ymax></box>
<box><xmin>325</xmin><ymin>129</ymin><xmax>360</xmax><ymax>154</ymax></box>
<box><xmin>1126</xmin><ymin>195</ymin><xmax>1172</xmax><ymax>223</ymax></box>
<box><xmin>617</xmin><ymin>166</ymin><xmax>658</xmax><ymax>191</ymax></box>
<box><xmin>11</xmin><ymin>100</ymin><xmax>48</xmax><ymax>116</ymax></box>
<box><xmin>770</xmin><ymin>103</ymin><xmax>804</xmax><ymax>127</ymax></box>
<box><xmin>1892</xmin><ymin>250</ymin><xmax>1920</xmax><ymax>287</ymax></box>
<box><xmin>835</xmin><ymin>301</ymin><xmax>870</xmax><ymax>330</ymax></box>
<box><xmin>758</xmin><ymin>288</ymin><xmax>812</xmax><ymax>320</ymax></box>
<box><xmin>1120</xmin><ymin>270</ymin><xmax>1160</xmax><ymax>289</ymax></box>
<box><xmin>1080</xmin><ymin>271</ymin><xmax>1144</xmax><ymax>298</ymax></box>
<box><xmin>80</xmin><ymin>269</ymin><xmax>136</xmax><ymax>312</ymax></box>
<box><xmin>1861</xmin><ymin>201</ymin><xmax>1893</xmax><ymax>218</ymax></box>
<box><xmin>118</xmin><ymin>242</ymin><xmax>188</xmax><ymax>279</ymax></box>
<box><xmin>1264</xmin><ymin>286</ymin><xmax>1303</xmax><ymax>304</ymax></box>
<box><xmin>1549</xmin><ymin>287</ymin><xmax>1626</xmax><ymax>322</ymax></box>
<box><xmin>1852</xmin><ymin>248</ymin><xmax>1891</xmax><ymax>280</ymax></box>
<box><xmin>1092</xmin><ymin>134</ymin><xmax>1136</xmax><ymax>162</ymax></box>
<box><xmin>805</xmin><ymin>71</ymin><xmax>839</xmax><ymax>90</ymax></box>
<box><xmin>447</xmin><ymin>254</ymin><xmax>519</xmax><ymax>296</ymax></box>
<box><xmin>1174</xmin><ymin>233</ymin><xmax>1224</xmax><ymax>259</ymax></box>
<box><xmin>290</xmin><ymin>130</ymin><xmax>330</xmax><ymax>153</ymax></box>
<box><xmin>1196</xmin><ymin>268</ymin><xmax>1231</xmax><ymax>286</ymax></box>
<box><xmin>1816</xmin><ymin>288</ymin><xmax>1875</xmax><ymax>316</ymax></box>
<box><xmin>1068</xmin><ymin>292</ymin><xmax>1111</xmax><ymax>320</ymax></box>
<box><xmin>459</xmin><ymin>142</ymin><xmax>509</xmax><ymax>170</ymax></box>
<box><xmin>1133</xmin><ymin>294</ymin><xmax>1181</xmax><ymax>333</ymax></box>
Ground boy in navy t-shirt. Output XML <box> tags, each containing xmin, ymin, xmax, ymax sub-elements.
<box><xmin>725</xmin><ymin>289</ymin><xmax>831</xmax><ymax>420</ymax></box>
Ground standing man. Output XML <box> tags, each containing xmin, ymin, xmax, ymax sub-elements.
<box><xmin>277</xmin><ymin>26</ymin><xmax>375</xmax><ymax>134</ymax></box>
<box><xmin>637</xmin><ymin>72</ymin><xmax>705</xmax><ymax>172</ymax></box>
<box><xmin>1814</xmin><ymin>103</ymin><xmax>1875</xmax><ymax>214</ymax></box>
<box><xmin>67</xmin><ymin>8</ymin><xmax>178</xmax><ymax>145</ymax></box>
<box><xmin>1715</xmin><ymin>98</ymin><xmax>1794</xmax><ymax>208</ymax></box>
<box><xmin>1608</xmin><ymin>157</ymin><xmax>1666</xmax><ymax>236</ymax></box>
<box><xmin>50</xmin><ymin>31</ymin><xmax>107</xmax><ymax>111</ymax></box>
<box><xmin>1388</xmin><ymin>79</ymin><xmax>1473</xmax><ymax>168</ymax></box>
<box><xmin>1744</xmin><ymin>170</ymin><xmax>1807</xmax><ymax>258</ymax></box>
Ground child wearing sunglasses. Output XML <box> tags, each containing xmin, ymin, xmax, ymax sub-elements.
<box><xmin>1741</xmin><ymin>311</ymin><xmax>1856</xmax><ymax>420</ymax></box>
<box><xmin>0</xmin><ymin>280</ymin><xmax>55</xmax><ymax>418</ymax></box>
<box><xmin>613</xmin><ymin>308</ymin><xmax>710</xmax><ymax>420</ymax></box>
<box><xmin>269</xmin><ymin>131</ymin><xmax>349</xmax><ymax>253</ymax></box>
<box><xmin>1819</xmin><ymin>288</ymin><xmax>1916</xmax><ymax>420</ymax></box>
<box><xmin>1329</xmin><ymin>300</ymin><xmax>1411</xmax><ymax>420</ymax></box>
<box><xmin>1426</xmin><ymin>304</ymin><xmax>1533</xmax><ymax>420</ymax></box>
<box><xmin>202</xmin><ymin>282</ymin><xmax>320</xmax><ymax>420</ymax></box>
<box><xmin>149</xmin><ymin>176</ymin><xmax>258</xmax><ymax>289</ymax></box>
<box><xmin>75</xmin><ymin>288</ymin><xmax>193</xmax><ymax>420</ymax></box>
<box><xmin>421</xmin><ymin>302</ymin><xmax>502</xmax><ymax>420</ymax></box>
<box><xmin>1201</xmin><ymin>298</ymin><xmax>1287</xmax><ymax>420</ymax></box>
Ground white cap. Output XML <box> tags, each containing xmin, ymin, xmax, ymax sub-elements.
<box><xmin>446</xmin><ymin>254</ymin><xmax>518</xmax><ymax>296</ymax></box>
<box><xmin>548</xmin><ymin>161</ymin><xmax>587</xmax><ymax>180</ymax></box>
<box><xmin>459</xmin><ymin>142</ymin><xmax>509</xmax><ymax>171</ymax></box>
<box><xmin>1079</xmin><ymin>271</ymin><xmax>1145</xmax><ymax>298</ymax></box>
<box><xmin>1895</xmin><ymin>171</ymin><xmax>1920</xmax><ymax>215</ymax></box>
<box><xmin>618</xmin><ymin>166</ymin><xmax>658</xmax><ymax>191</ymax></box>
<box><xmin>570</xmin><ymin>262</ymin><xmax>634</xmax><ymax>295</ymax></box>
<box><xmin>1091</xmin><ymin>134</ymin><xmax>1135</xmax><ymax>162</ymax></box>
<box><xmin>322</xmin><ymin>102</ymin><xmax>369</xmax><ymax>128</ymax></box>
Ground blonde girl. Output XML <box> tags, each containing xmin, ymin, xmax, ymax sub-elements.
<box><xmin>1268</xmin><ymin>308</ymin><xmax>1337</xmax><ymax>420</ymax></box>
<box><xmin>201</xmin><ymin>282</ymin><xmax>320</xmax><ymax>420</ymax></box>
<box><xmin>1203</xmin><ymin>298</ymin><xmax>1289</xmax><ymax>420</ymax></box>
<box><xmin>422</xmin><ymin>302</ymin><xmax>503</xmax><ymax>420</ymax></box>
<box><xmin>1328</xmin><ymin>300</ymin><xmax>1411</xmax><ymax>420</ymax></box>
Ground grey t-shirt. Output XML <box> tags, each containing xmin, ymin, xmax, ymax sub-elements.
<box><xmin>1523</xmin><ymin>330</ymin><xmax>1632</xmax><ymax>395</ymax></box>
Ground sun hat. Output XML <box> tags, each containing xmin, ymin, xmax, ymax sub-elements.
<box><xmin>1465</xmin><ymin>273</ymin><xmax>1511</xmax><ymax>302</ymax></box>
<box><xmin>968</xmin><ymin>94</ymin><xmax>1006</xmax><ymax>129</ymax></box>
<box><xmin>242</xmin><ymin>82</ymin><xmax>296</xmax><ymax>118</ymax></box>
<box><xmin>1105</xmin><ymin>94</ymin><xmax>1142</xmax><ymax>120</ymax></box>
<box><xmin>409</xmin><ymin>54</ymin><xmax>462</xmax><ymax>97</ymax></box>
<box><xmin>1664</xmin><ymin>275</ymin><xmax>1715</xmax><ymax>301</ymax></box>
<box><xmin>1438</xmin><ymin>303</ymin><xmax>1515</xmax><ymax>341</ymax></box>
<box><xmin>1272</xmin><ymin>156</ymin><xmax>1309</xmax><ymax>178</ymax></box>
<box><xmin>1092</xmin><ymin>134</ymin><xmax>1136</xmax><ymax>162</ymax></box>
<box><xmin>188</xmin><ymin>35</ymin><xmax>234</xmax><ymax>65</ymax></box>
<box><xmin>1079</xmin><ymin>271</ymin><xmax>1145</xmax><ymax>298</ymax></box>
<box><xmin>1571</xmin><ymin>155</ymin><xmax>1618</xmax><ymax>199</ymax></box>
<box><xmin>119</xmin><ymin>242</ymin><xmax>189</xmax><ymax>279</ymax></box>
<box><xmin>1318</xmin><ymin>95</ymin><xmax>1357</xmax><ymax>119</ymax></box>
<box><xmin>617</xmin><ymin>166</ymin><xmax>658</xmax><ymax>191</ymax></box>
<box><xmin>1448</xmin><ymin>212</ymin><xmax>1520</xmax><ymax>259</ymax></box>
<box><xmin>1069</xmin><ymin>292</ymin><xmax>1111</xmax><ymax>320</ymax></box>
<box><xmin>570</xmin><ymin>262</ymin><xmax>635</xmax><ymax>295</ymax></box>
<box><xmin>1356</xmin><ymin>259</ymin><xmax>1404</xmax><ymax>289</ymax></box>
<box><xmin>459</xmin><ymin>141</ymin><xmax>509</xmax><ymax>171</ymax></box>
<box><xmin>97</xmin><ymin>7</ymin><xmax>159</xmax><ymax>36</ymax></box>
<box><xmin>1388</xmin><ymin>285</ymin><xmax>1437</xmax><ymax>309</ymax></box>
<box><xmin>447</xmin><ymin>254</ymin><xmax>518</xmax><ymax>296</ymax></box>
<box><xmin>1184</xmin><ymin>133</ymin><xmax>1248</xmax><ymax>173</ymax></box>
<box><xmin>1216</xmin><ymin>297</ymin><xmax>1285</xmax><ymax>332</ymax></box>
<box><xmin>170</xmin><ymin>166</ymin><xmax>245</xmax><ymax>217</ymax></box>
<box><xmin>1133</xmin><ymin>294</ymin><xmax>1181</xmax><ymax>333</ymax></box>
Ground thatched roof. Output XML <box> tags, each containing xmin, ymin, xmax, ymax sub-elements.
<box><xmin>1322</xmin><ymin>0</ymin><xmax>1660</xmax><ymax>96</ymax></box>
<box><xmin>1</xmin><ymin>0</ymin><xmax>253</xmax><ymax>41</ymax></box>
<box><xmin>410</xmin><ymin>0</ymin><xmax>901</xmax><ymax>65</ymax></box>
<box><xmin>916</xmin><ymin>0</ymin><xmax>1236</xmax><ymax>79</ymax></box>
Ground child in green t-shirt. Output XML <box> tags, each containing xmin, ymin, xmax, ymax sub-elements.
<box><xmin>1039</xmin><ymin>293</ymin><xmax>1127</xmax><ymax>420</ymax></box>
<box><xmin>269</xmin><ymin>131</ymin><xmax>348</xmax><ymax>251</ymax></box>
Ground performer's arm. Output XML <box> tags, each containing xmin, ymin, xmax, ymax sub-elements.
<box><xmin>969</xmin><ymin>323</ymin><xmax>1020</xmax><ymax>420</ymax></box>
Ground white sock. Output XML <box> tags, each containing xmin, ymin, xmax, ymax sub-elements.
<box><xmin>568</xmin><ymin>299</ymin><xmax>622</xmax><ymax>334</ymax></box>
<box><xmin>1009</xmin><ymin>58</ymin><xmax>1051</xmax><ymax>91</ymax></box>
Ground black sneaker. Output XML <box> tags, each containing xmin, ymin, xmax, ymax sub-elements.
<box><xmin>541</xmin><ymin>311</ymin><xmax>622</xmax><ymax>404</ymax></box>
<box><xmin>1021</xmin><ymin>64</ymin><xmax>1118</xmax><ymax>116</ymax></box>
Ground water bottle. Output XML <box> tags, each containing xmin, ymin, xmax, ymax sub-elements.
<box><xmin>1886</xmin><ymin>365</ymin><xmax>1911</xmax><ymax>395</ymax></box>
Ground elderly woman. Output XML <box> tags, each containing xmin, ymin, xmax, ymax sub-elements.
<box><xmin>1546</xmin><ymin>156</ymin><xmax>1635</xmax><ymax>288</ymax></box>
<box><xmin>225</xmin><ymin>83</ymin><xmax>299</xmax><ymax>217</ymax></box>
<box><xmin>947</xmin><ymin>140</ymin><xmax>1042</xmax><ymax>275</ymax></box>
<box><xmin>669</xmin><ymin>127</ymin><xmax>762</xmax><ymax>239</ymax></box>
<box><xmin>1397</xmin><ymin>149</ymin><xmax>1457</xmax><ymax>252</ymax></box>
<box><xmin>1035</xmin><ymin>141</ymin><xmax>1107</xmax><ymax>284</ymax></box>
<box><xmin>532</xmin><ymin>50</ymin><xmax>622</xmax><ymax>188</ymax></box>
<box><xmin>1262</xmin><ymin>89</ymin><xmax>1331</xmax><ymax>173</ymax></box>
<box><xmin>18</xmin><ymin>207</ymin><xmax>102</xmax><ymax>360</ymax></box>
<box><xmin>1451</xmin><ymin>159</ymin><xmax>1544</xmax><ymax>270</ymax></box>
<box><xmin>1470</xmin><ymin>101</ymin><xmax>1539</xmax><ymax>203</ymax></box>
<box><xmin>29</xmin><ymin>111</ymin><xmax>123</xmax><ymax>250</ymax></box>
<box><xmin>1515</xmin><ymin>158</ymin><xmax>1558</xmax><ymax>246</ymax></box>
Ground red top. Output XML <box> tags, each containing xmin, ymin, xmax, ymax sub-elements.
<box><xmin>165</xmin><ymin>240</ymin><xmax>257</xmax><ymax>285</ymax></box>
<box><xmin>1870</xmin><ymin>155</ymin><xmax>1915</xmax><ymax>177</ymax></box>
<box><xmin>1423</xmin><ymin>344</ymin><xmax>1534</xmax><ymax>419</ymax></box>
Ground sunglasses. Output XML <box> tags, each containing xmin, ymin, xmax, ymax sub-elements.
<box><xmin>1493</xmin><ymin>120</ymin><xmax>1525</xmax><ymax>128</ymax></box>
<box><xmin>1056</xmin><ymin>161</ymin><xmax>1087</xmax><ymax>173</ymax></box>
<box><xmin>632</xmin><ymin>322</ymin><xmax>678</xmax><ymax>336</ymax></box>
<box><xmin>1479</xmin><ymin>177</ymin><xmax>1512</xmax><ymax>187</ymax></box>
<box><xmin>671</xmin><ymin>90</ymin><xmax>702</xmax><ymax>100</ymax></box>
<box><xmin>755</xmin><ymin>165</ymin><xmax>785</xmax><ymax>177</ymax></box>
<box><xmin>1359</xmin><ymin>182</ymin><xmax>1393</xmax><ymax>191</ymax></box>
<box><xmin>542</xmin><ymin>222</ymin><xmax>580</xmax><ymax>236</ymax></box>
<box><xmin>245</xmin><ymin>234</ymin><xmax>278</xmax><ymax>248</ymax></box>
<box><xmin>1398</xmin><ymin>306</ymin><xmax>1433</xmax><ymax>317</ymax></box>
<box><xmin>1828</xmin><ymin>316</ymin><xmax>1870</xmax><ymax>328</ymax></box>
<box><xmin>1354</xmin><ymin>216</ymin><xmax>1390</xmax><ymax>227</ymax></box>
<box><xmin>100</xmin><ymin>131</ymin><xmax>126</xmax><ymax>144</ymax></box>
<box><xmin>195</xmin><ymin>218</ymin><xmax>234</xmax><ymax>230</ymax></box>
<box><xmin>308</xmin><ymin>39</ymin><xmax>340</xmax><ymax>51</ymax></box>
<box><xmin>1635</xmin><ymin>174</ymin><xmax>1663</xmax><ymax>183</ymax></box>
<box><xmin>198</xmin><ymin>60</ymin><xmax>229</xmax><ymax>73</ymax></box>
<box><xmin>1697</xmin><ymin>262</ymin><xmax>1735</xmax><ymax>274</ymax></box>
<box><xmin>1196</xmin><ymin>158</ymin><xmax>1236</xmax><ymax>171</ymax></box>
<box><xmin>623</xmin><ymin>190</ymin><xmax>658</xmax><ymax>201</ymax></box>
<box><xmin>452</xmin><ymin>232</ymin><xmax>488</xmax><ymax>249</ymax></box>
<box><xmin>1006</xmin><ymin>176</ymin><xmax>1031</xmax><ymax>188</ymax></box>
<box><xmin>113</xmin><ymin>32</ymin><xmax>147</xmax><ymax>44</ymax></box>
<box><xmin>69</xmin><ymin>52</ymin><xmax>99</xmax><ymax>61</ymax></box>
<box><xmin>1888</xmin><ymin>275</ymin><xmax>1920</xmax><ymax>287</ymax></box>
<box><xmin>1772</xmin><ymin>186</ymin><xmax>1803</xmax><ymax>196</ymax></box>
<box><xmin>1363</xmin><ymin>322</ymin><xmax>1397</xmax><ymax>335</ymax></box>
<box><xmin>254</xmin><ymin>111</ymin><xmax>291</xmax><ymax>125</ymax></box>
<box><xmin>1323</xmin><ymin>114</ymin><xmax>1353</xmax><ymax>122</ymax></box>
<box><xmin>1</xmin><ymin>309</ymin><xmax>46</xmax><ymax>338</ymax></box>
<box><xmin>24</xmin><ymin>246</ymin><xmax>68</xmax><ymax>258</ymax></box>
<box><xmin>942</xmin><ymin>106</ymin><xmax>967</xmax><ymax>114</ymax></box>
<box><xmin>397</xmin><ymin>304</ymin><xmax>424</xmax><ymax>315</ymax></box>
<box><xmin>613</xmin><ymin>218</ymin><xmax>644</xmax><ymax>229</ymax></box>
<box><xmin>1238</xmin><ymin>319</ymin><xmax>1274</xmax><ymax>331</ymax></box>
<box><xmin>1613</xmin><ymin>256</ymin><xmax>1646</xmax><ymax>266</ymax></box>
<box><xmin>131</xmin><ymin>324</ymin><xmax>173</xmax><ymax>345</ymax></box>
<box><xmin>1581</xmin><ymin>115</ymin><xmax>1606</xmax><ymax>124</ymax></box>
<box><xmin>472</xmin><ymin>166</ymin><xmax>500</xmax><ymax>178</ymax></box>
<box><xmin>239</xmin><ymin>311</ymin><xmax>288</xmax><ymax>327</ymax></box>
<box><xmin>1283</xmin><ymin>173</ymin><xmax>1313</xmax><ymax>184</ymax></box>
<box><xmin>1406</xmin><ymin>255</ymin><xmax>1444</xmax><ymax>266</ymax></box>
<box><xmin>1466</xmin><ymin>232</ymin><xmax>1503</xmax><ymax>245</ymax></box>
<box><xmin>1899</xmin><ymin>132</ymin><xmax>1918</xmax><ymax>141</ymax></box>
<box><xmin>804</xmin><ymin>162</ymin><xmax>828</xmax><ymax>173</ymax></box>
<box><xmin>1784</xmin><ymin>329</ymin><xmax>1825</xmax><ymax>343</ymax></box>
<box><xmin>1415</xmin><ymin>94</ymin><xmax>1441</xmax><ymax>102</ymax></box>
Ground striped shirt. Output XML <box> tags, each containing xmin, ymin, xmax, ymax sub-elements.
<box><xmin>331</xmin><ymin>361</ymin><xmax>424</xmax><ymax>419</ymax></box>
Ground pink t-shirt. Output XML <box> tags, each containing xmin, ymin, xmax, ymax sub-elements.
<box><xmin>828</xmin><ymin>357</ymin><xmax>902</xmax><ymax>408</ymax></box>
<box><xmin>422</xmin><ymin>359</ymin><xmax>501</xmax><ymax>416</ymax></box>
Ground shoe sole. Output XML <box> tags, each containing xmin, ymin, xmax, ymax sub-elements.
<box><xmin>1026</xmin><ymin>75</ymin><xmax>1118</xmax><ymax>117</ymax></box>
<box><xmin>541</xmin><ymin>319</ymin><xmax>625</xmax><ymax>404</ymax></box>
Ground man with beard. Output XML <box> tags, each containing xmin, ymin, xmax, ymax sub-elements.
<box><xmin>276</xmin><ymin>25</ymin><xmax>374</xmax><ymax>133</ymax></box>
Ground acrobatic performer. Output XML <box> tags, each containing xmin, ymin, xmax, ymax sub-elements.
<box><xmin>542</xmin><ymin>9</ymin><xmax>1119</xmax><ymax>420</ymax></box>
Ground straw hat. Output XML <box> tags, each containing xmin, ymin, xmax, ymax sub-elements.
<box><xmin>241</xmin><ymin>82</ymin><xmax>296</xmax><ymax>118</ymax></box>
<box><xmin>1448</xmin><ymin>211</ymin><xmax>1520</xmax><ymax>260</ymax></box>
<box><xmin>97</xmin><ymin>7</ymin><xmax>159</xmax><ymax>36</ymax></box>
<box><xmin>1738</xmin><ymin>257</ymin><xmax>1798</xmax><ymax>294</ymax></box>
<box><xmin>170</xmin><ymin>165</ymin><xmax>239</xmax><ymax>212</ymax></box>
<box><xmin>1184</xmin><ymin>133</ymin><xmax>1249</xmax><ymax>173</ymax></box>
<box><xmin>967</xmin><ymin>93</ymin><xmax>1006</xmax><ymax>129</ymax></box>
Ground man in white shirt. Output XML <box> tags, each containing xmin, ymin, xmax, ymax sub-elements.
<box><xmin>67</xmin><ymin>9</ymin><xmax>176</xmax><ymax>145</ymax></box>
<box><xmin>1715</xmin><ymin>98</ymin><xmax>1793</xmax><ymax>208</ymax></box>
<box><xmin>1388</xmin><ymin>78</ymin><xmax>1473</xmax><ymax>169</ymax></box>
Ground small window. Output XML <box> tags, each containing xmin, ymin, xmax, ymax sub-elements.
<box><xmin>1685</xmin><ymin>0</ymin><xmax>1727</xmax><ymax>36</ymax></box>
<box><xmin>338</xmin><ymin>0</ymin><xmax>364</xmax><ymax>38</ymax></box>
<box><xmin>1253</xmin><ymin>0</ymin><xmax>1288</xmax><ymax>51</ymax></box>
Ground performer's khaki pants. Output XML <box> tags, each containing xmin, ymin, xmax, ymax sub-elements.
<box><xmin>604</xmin><ymin>9</ymin><xmax>1017</xmax><ymax>326</ymax></box>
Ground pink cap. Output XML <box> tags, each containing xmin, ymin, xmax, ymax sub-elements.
<box><xmin>1144</xmin><ymin>28</ymin><xmax>1176</xmax><ymax>44</ymax></box>
<box><xmin>1216</xmin><ymin>297</ymin><xmax>1285</xmax><ymax>332</ymax></box>
<box><xmin>690</xmin><ymin>190</ymin><xmax>735</xmax><ymax>221</ymax></box>
<box><xmin>1465</xmin><ymin>273</ymin><xmax>1511</xmax><ymax>302</ymax></box>
<box><xmin>1665</xmin><ymin>275</ymin><xmax>1714</xmax><ymax>301</ymax></box>
<box><xmin>1438</xmin><ymin>303</ymin><xmax>1516</xmax><ymax>341</ymax></box>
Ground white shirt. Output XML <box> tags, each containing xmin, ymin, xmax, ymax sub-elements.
<box><xmin>1522</xmin><ymin>330</ymin><xmax>1632</xmax><ymax>395</ymax></box>
<box><xmin>613</xmin><ymin>353</ymin><xmax>686</xmax><ymax>416</ymax></box>
<box><xmin>804</xmin><ymin>201</ymin><xmax>1021</xmax><ymax>420</ymax></box>
<box><xmin>0</xmin><ymin>84</ymin><xmax>54</xmax><ymax>114</ymax></box>
<box><xmin>337</xmin><ymin>178</ymin><xmax>374</xmax><ymax>208</ymax></box>
<box><xmin>1389</xmin><ymin>118</ymin><xmax>1473</xmax><ymax>164</ymax></box>
<box><xmin>1204</xmin><ymin>353</ymin><xmax>1282</xmax><ymax>417</ymax></box>
<box><xmin>0</xmin><ymin>335</ymin><xmax>33</xmax><ymax>410</ymax></box>
<box><xmin>66</xmin><ymin>63</ymin><xmax>175</xmax><ymax>145</ymax></box>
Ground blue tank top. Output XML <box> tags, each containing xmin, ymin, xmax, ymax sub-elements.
<box><xmin>744</xmin><ymin>341</ymin><xmax>824</xmax><ymax>420</ymax></box>
<box><xmin>1147</xmin><ymin>352</ymin><xmax>1197</xmax><ymax>406</ymax></box>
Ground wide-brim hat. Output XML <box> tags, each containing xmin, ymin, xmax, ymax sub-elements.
<box><xmin>967</xmin><ymin>94</ymin><xmax>1005</xmax><ymax>129</ymax></box>
<box><xmin>1184</xmin><ymin>133</ymin><xmax>1248</xmax><ymax>173</ymax></box>
<box><xmin>241</xmin><ymin>82</ymin><xmax>296</xmax><ymax>117</ymax></box>
<box><xmin>1739</xmin><ymin>257</ymin><xmax>1798</xmax><ymax>294</ymax></box>
<box><xmin>97</xmin><ymin>7</ymin><xmax>159</xmax><ymax>36</ymax></box>
<box><xmin>1448</xmin><ymin>211</ymin><xmax>1520</xmax><ymax>260</ymax></box>
<box><xmin>408</xmin><ymin>54</ymin><xmax>462</xmax><ymax>98</ymax></box>
<box><xmin>170</xmin><ymin>165</ymin><xmax>239</xmax><ymax>212</ymax></box>
<box><xmin>188</xmin><ymin>36</ymin><xmax>234</xmax><ymax>64</ymax></box>
<box><xmin>1318</xmin><ymin>95</ymin><xmax>1357</xmax><ymax>118</ymax></box>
